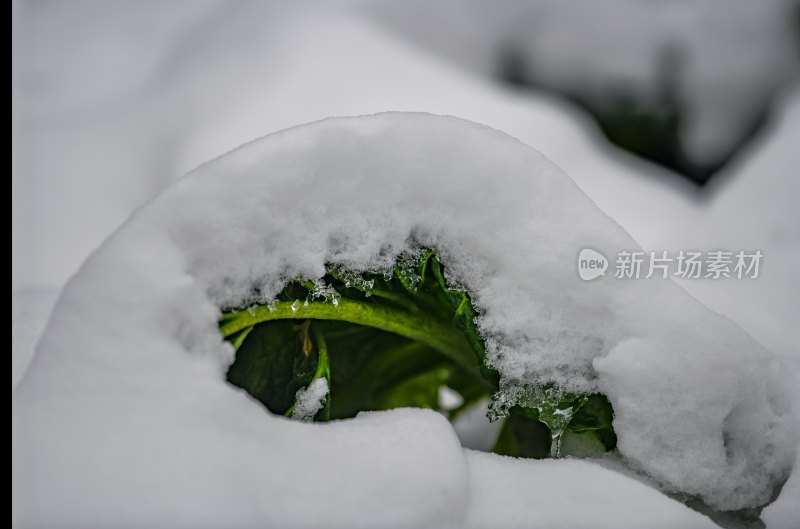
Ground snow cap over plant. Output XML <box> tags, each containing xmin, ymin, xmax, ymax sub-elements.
<box><xmin>14</xmin><ymin>113</ymin><xmax>796</xmax><ymax>523</ymax></box>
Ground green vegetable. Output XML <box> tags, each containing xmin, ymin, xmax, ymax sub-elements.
<box><xmin>219</xmin><ymin>249</ymin><xmax>616</xmax><ymax>458</ymax></box>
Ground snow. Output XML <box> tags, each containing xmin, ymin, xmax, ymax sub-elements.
<box><xmin>14</xmin><ymin>400</ymin><xmax>468</xmax><ymax>528</ymax></box>
<box><xmin>569</xmin><ymin>89</ymin><xmax>800</xmax><ymax>364</ymax></box>
<box><xmin>10</xmin><ymin>0</ymin><xmax>638</xmax><ymax>290</ymax></box>
<box><xmin>762</xmin><ymin>454</ymin><xmax>800</xmax><ymax>529</ymax></box>
<box><xmin>11</xmin><ymin>288</ymin><xmax>59</xmax><ymax>388</ymax></box>
<box><xmin>463</xmin><ymin>451</ymin><xmax>717</xmax><ymax>529</ymax></box>
<box><xmin>12</xmin><ymin>1</ymin><xmax>800</xmax><ymax>526</ymax></box>
<box><xmin>358</xmin><ymin>0</ymin><xmax>800</xmax><ymax>167</ymax></box>
<box><xmin>439</xmin><ymin>386</ymin><xmax>465</xmax><ymax>411</ymax></box>
<box><xmin>12</xmin><ymin>113</ymin><xmax>796</xmax><ymax>526</ymax></box>
<box><xmin>451</xmin><ymin>400</ymin><xmax>502</xmax><ymax>452</ymax></box>
<box><xmin>292</xmin><ymin>378</ymin><xmax>329</xmax><ymax>421</ymax></box>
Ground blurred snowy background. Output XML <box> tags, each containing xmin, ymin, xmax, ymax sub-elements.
<box><xmin>10</xmin><ymin>0</ymin><xmax>800</xmax><ymax>526</ymax></box>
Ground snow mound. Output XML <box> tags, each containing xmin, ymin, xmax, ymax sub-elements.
<box><xmin>464</xmin><ymin>451</ymin><xmax>717</xmax><ymax>529</ymax></box>
<box><xmin>13</xmin><ymin>113</ymin><xmax>796</xmax><ymax>524</ymax></box>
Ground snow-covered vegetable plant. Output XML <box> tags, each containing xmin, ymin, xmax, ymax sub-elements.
<box><xmin>12</xmin><ymin>113</ymin><xmax>796</xmax><ymax>528</ymax></box>
<box><xmin>220</xmin><ymin>248</ymin><xmax>616</xmax><ymax>459</ymax></box>
<box><xmin>220</xmin><ymin>250</ymin><xmax>616</xmax><ymax>457</ymax></box>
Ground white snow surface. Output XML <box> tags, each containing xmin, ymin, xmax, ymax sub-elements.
<box><xmin>762</xmin><ymin>450</ymin><xmax>800</xmax><ymax>529</ymax></box>
<box><xmin>463</xmin><ymin>450</ymin><xmax>717</xmax><ymax>529</ymax></box>
<box><xmin>11</xmin><ymin>287</ymin><xmax>59</xmax><ymax>388</ymax></box>
<box><xmin>12</xmin><ymin>113</ymin><xmax>796</xmax><ymax>526</ymax></box>
<box><xmin>12</xmin><ymin>2</ymin><xmax>800</xmax><ymax>525</ymax></box>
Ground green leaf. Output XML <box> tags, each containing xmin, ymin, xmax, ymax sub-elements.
<box><xmin>492</xmin><ymin>406</ymin><xmax>551</xmax><ymax>459</ymax></box>
<box><xmin>378</xmin><ymin>367</ymin><xmax>450</xmax><ymax>410</ymax></box>
<box><xmin>226</xmin><ymin>320</ymin><xmax>318</xmax><ymax>416</ymax></box>
<box><xmin>562</xmin><ymin>394</ymin><xmax>617</xmax><ymax>456</ymax></box>
<box><xmin>326</xmin><ymin>326</ymin><xmax>446</xmax><ymax>418</ymax></box>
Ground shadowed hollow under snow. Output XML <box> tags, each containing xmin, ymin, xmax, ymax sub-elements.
<box><xmin>12</xmin><ymin>113</ymin><xmax>795</xmax><ymax>526</ymax></box>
